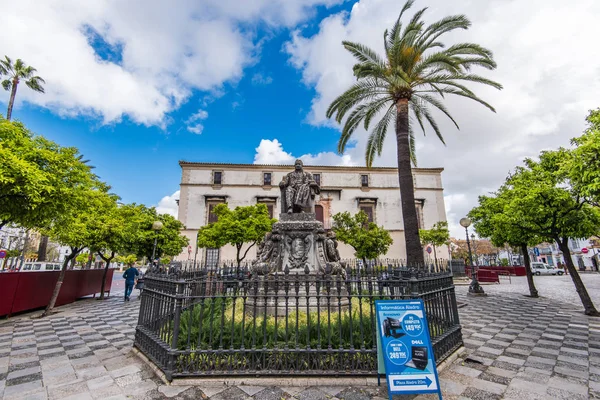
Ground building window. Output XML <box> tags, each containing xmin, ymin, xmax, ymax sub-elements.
<box><xmin>205</xmin><ymin>248</ymin><xmax>220</xmax><ymax>268</ymax></box>
<box><xmin>257</xmin><ymin>199</ymin><xmax>276</xmax><ymax>219</ymax></box>
<box><xmin>313</xmin><ymin>173</ymin><xmax>321</xmax><ymax>186</ymax></box>
<box><xmin>207</xmin><ymin>200</ymin><xmax>226</xmax><ymax>223</ymax></box>
<box><xmin>315</xmin><ymin>205</ymin><xmax>324</xmax><ymax>224</ymax></box>
<box><xmin>359</xmin><ymin>205</ymin><xmax>374</xmax><ymax>223</ymax></box>
<box><xmin>415</xmin><ymin>200</ymin><xmax>425</xmax><ymax>229</ymax></box>
<box><xmin>263</xmin><ymin>172</ymin><xmax>272</xmax><ymax>186</ymax></box>
<box><xmin>213</xmin><ymin>171</ymin><xmax>222</xmax><ymax>185</ymax></box>
<box><xmin>361</xmin><ymin>174</ymin><xmax>369</xmax><ymax>187</ymax></box>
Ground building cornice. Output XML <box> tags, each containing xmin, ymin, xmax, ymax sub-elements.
<box><xmin>179</xmin><ymin>161</ymin><xmax>444</xmax><ymax>174</ymax></box>
<box><xmin>179</xmin><ymin>183</ymin><xmax>444</xmax><ymax>191</ymax></box>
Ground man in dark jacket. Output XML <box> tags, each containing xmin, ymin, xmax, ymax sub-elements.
<box><xmin>122</xmin><ymin>266</ymin><xmax>139</xmax><ymax>301</ymax></box>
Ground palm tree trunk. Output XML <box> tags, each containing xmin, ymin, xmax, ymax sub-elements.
<box><xmin>557</xmin><ymin>237</ymin><xmax>599</xmax><ymax>316</ymax></box>
<box><xmin>6</xmin><ymin>78</ymin><xmax>18</xmax><ymax>121</ymax></box>
<box><xmin>395</xmin><ymin>99</ymin><xmax>424</xmax><ymax>266</ymax></box>
<box><xmin>520</xmin><ymin>243</ymin><xmax>538</xmax><ymax>297</ymax></box>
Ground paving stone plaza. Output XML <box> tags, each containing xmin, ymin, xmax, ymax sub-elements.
<box><xmin>1</xmin><ymin>275</ymin><xmax>600</xmax><ymax>399</ymax></box>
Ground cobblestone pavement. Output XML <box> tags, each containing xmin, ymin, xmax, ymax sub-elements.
<box><xmin>1</xmin><ymin>275</ymin><xmax>600</xmax><ymax>399</ymax></box>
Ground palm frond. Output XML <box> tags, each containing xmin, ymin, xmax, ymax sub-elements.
<box><xmin>365</xmin><ymin>105</ymin><xmax>395</xmax><ymax>167</ymax></box>
<box><xmin>327</xmin><ymin>0</ymin><xmax>501</xmax><ymax>168</ymax></box>
<box><xmin>1</xmin><ymin>79</ymin><xmax>11</xmax><ymax>91</ymax></box>
<box><xmin>343</xmin><ymin>41</ymin><xmax>385</xmax><ymax>66</ymax></box>
<box><xmin>418</xmin><ymin>15</ymin><xmax>471</xmax><ymax>48</ymax></box>
<box><xmin>413</xmin><ymin>93</ymin><xmax>459</xmax><ymax>129</ymax></box>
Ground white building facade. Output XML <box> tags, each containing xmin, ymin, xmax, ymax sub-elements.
<box><xmin>176</xmin><ymin>162</ymin><xmax>449</xmax><ymax>263</ymax></box>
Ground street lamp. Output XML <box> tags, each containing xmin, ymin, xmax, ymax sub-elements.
<box><xmin>151</xmin><ymin>220</ymin><xmax>164</xmax><ymax>266</ymax></box>
<box><xmin>459</xmin><ymin>217</ymin><xmax>485</xmax><ymax>296</ymax></box>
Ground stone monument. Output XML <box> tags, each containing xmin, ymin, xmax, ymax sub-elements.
<box><xmin>249</xmin><ymin>159</ymin><xmax>348</xmax><ymax>315</ymax></box>
<box><xmin>251</xmin><ymin>159</ymin><xmax>345</xmax><ymax>277</ymax></box>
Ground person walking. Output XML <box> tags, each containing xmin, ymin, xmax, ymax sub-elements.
<box><xmin>122</xmin><ymin>266</ymin><xmax>139</xmax><ymax>301</ymax></box>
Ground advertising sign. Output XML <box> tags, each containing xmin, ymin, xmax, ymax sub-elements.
<box><xmin>375</xmin><ymin>300</ymin><xmax>442</xmax><ymax>400</ymax></box>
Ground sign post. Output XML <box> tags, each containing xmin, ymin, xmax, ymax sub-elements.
<box><xmin>375</xmin><ymin>300</ymin><xmax>442</xmax><ymax>400</ymax></box>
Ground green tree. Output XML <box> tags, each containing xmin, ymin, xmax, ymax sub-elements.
<box><xmin>128</xmin><ymin>206</ymin><xmax>189</xmax><ymax>262</ymax></box>
<box><xmin>566</xmin><ymin>109</ymin><xmax>600</xmax><ymax>205</ymax></box>
<box><xmin>469</xmin><ymin>193</ymin><xmax>542</xmax><ymax>297</ymax></box>
<box><xmin>0</xmin><ymin>57</ymin><xmax>45</xmax><ymax>120</ymax></box>
<box><xmin>501</xmin><ymin>151</ymin><xmax>600</xmax><ymax>315</ymax></box>
<box><xmin>76</xmin><ymin>252</ymin><xmax>90</xmax><ymax>267</ymax></box>
<box><xmin>42</xmin><ymin>184</ymin><xmax>110</xmax><ymax>317</ymax></box>
<box><xmin>419</xmin><ymin>221</ymin><xmax>450</xmax><ymax>267</ymax></box>
<box><xmin>197</xmin><ymin>204</ymin><xmax>274</xmax><ymax>267</ymax></box>
<box><xmin>85</xmin><ymin>194</ymin><xmax>140</xmax><ymax>299</ymax></box>
<box><xmin>116</xmin><ymin>254</ymin><xmax>138</xmax><ymax>267</ymax></box>
<box><xmin>0</xmin><ymin>119</ymin><xmax>92</xmax><ymax>231</ymax></box>
<box><xmin>326</xmin><ymin>1</ymin><xmax>501</xmax><ymax>265</ymax></box>
<box><xmin>332</xmin><ymin>211</ymin><xmax>393</xmax><ymax>265</ymax></box>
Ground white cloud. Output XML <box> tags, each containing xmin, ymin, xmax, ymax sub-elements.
<box><xmin>254</xmin><ymin>138</ymin><xmax>355</xmax><ymax>166</ymax></box>
<box><xmin>251</xmin><ymin>73</ymin><xmax>274</xmax><ymax>85</ymax></box>
<box><xmin>285</xmin><ymin>0</ymin><xmax>600</xmax><ymax>238</ymax></box>
<box><xmin>156</xmin><ymin>190</ymin><xmax>180</xmax><ymax>217</ymax></box>
<box><xmin>185</xmin><ymin>109</ymin><xmax>208</xmax><ymax>134</ymax></box>
<box><xmin>0</xmin><ymin>0</ymin><xmax>343</xmax><ymax>126</ymax></box>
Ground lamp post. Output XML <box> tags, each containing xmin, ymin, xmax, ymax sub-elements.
<box><xmin>459</xmin><ymin>217</ymin><xmax>485</xmax><ymax>295</ymax></box>
<box><xmin>471</xmin><ymin>233</ymin><xmax>477</xmax><ymax>265</ymax></box>
<box><xmin>151</xmin><ymin>221</ymin><xmax>164</xmax><ymax>267</ymax></box>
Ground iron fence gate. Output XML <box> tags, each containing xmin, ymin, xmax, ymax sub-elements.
<box><xmin>134</xmin><ymin>262</ymin><xmax>462</xmax><ymax>381</ymax></box>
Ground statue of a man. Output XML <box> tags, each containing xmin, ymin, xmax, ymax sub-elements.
<box><xmin>279</xmin><ymin>159</ymin><xmax>320</xmax><ymax>213</ymax></box>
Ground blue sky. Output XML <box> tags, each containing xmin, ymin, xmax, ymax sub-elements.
<box><xmin>8</xmin><ymin>2</ymin><xmax>353</xmax><ymax>210</ymax></box>
<box><xmin>3</xmin><ymin>0</ymin><xmax>600</xmax><ymax>236</ymax></box>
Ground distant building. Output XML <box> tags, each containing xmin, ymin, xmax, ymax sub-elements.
<box><xmin>176</xmin><ymin>162</ymin><xmax>449</xmax><ymax>263</ymax></box>
<box><xmin>534</xmin><ymin>239</ymin><xmax>597</xmax><ymax>269</ymax></box>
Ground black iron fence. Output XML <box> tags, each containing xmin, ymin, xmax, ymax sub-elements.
<box><xmin>134</xmin><ymin>262</ymin><xmax>462</xmax><ymax>381</ymax></box>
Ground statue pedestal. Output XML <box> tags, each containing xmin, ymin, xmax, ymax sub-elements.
<box><xmin>245</xmin><ymin>274</ymin><xmax>350</xmax><ymax>316</ymax></box>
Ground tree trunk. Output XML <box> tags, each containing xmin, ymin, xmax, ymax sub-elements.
<box><xmin>395</xmin><ymin>99</ymin><xmax>424</xmax><ymax>266</ymax></box>
<box><xmin>42</xmin><ymin>247</ymin><xmax>80</xmax><ymax>317</ymax></box>
<box><xmin>433</xmin><ymin>245</ymin><xmax>438</xmax><ymax>271</ymax></box>
<box><xmin>6</xmin><ymin>78</ymin><xmax>18</xmax><ymax>121</ymax></box>
<box><xmin>557</xmin><ymin>237</ymin><xmax>599</xmax><ymax>316</ymax></box>
<box><xmin>520</xmin><ymin>243</ymin><xmax>538</xmax><ymax>298</ymax></box>
<box><xmin>98</xmin><ymin>251</ymin><xmax>114</xmax><ymax>300</ymax></box>
<box><xmin>37</xmin><ymin>235</ymin><xmax>49</xmax><ymax>262</ymax></box>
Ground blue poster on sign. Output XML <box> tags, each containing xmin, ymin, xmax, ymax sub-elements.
<box><xmin>375</xmin><ymin>300</ymin><xmax>442</xmax><ymax>400</ymax></box>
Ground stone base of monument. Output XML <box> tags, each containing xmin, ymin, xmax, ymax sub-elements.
<box><xmin>245</xmin><ymin>275</ymin><xmax>350</xmax><ymax>316</ymax></box>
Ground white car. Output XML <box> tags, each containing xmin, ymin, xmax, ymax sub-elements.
<box><xmin>531</xmin><ymin>262</ymin><xmax>564</xmax><ymax>276</ymax></box>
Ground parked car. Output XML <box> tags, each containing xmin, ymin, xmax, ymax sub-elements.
<box><xmin>530</xmin><ymin>262</ymin><xmax>564</xmax><ymax>276</ymax></box>
<box><xmin>20</xmin><ymin>262</ymin><xmax>62</xmax><ymax>272</ymax></box>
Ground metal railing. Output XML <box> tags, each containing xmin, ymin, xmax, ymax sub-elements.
<box><xmin>134</xmin><ymin>262</ymin><xmax>462</xmax><ymax>381</ymax></box>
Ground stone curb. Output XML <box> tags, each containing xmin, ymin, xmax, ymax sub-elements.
<box><xmin>133</xmin><ymin>341</ymin><xmax>465</xmax><ymax>388</ymax></box>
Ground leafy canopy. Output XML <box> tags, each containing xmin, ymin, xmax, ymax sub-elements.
<box><xmin>502</xmin><ymin>151</ymin><xmax>600</xmax><ymax>243</ymax></box>
<box><xmin>126</xmin><ymin>205</ymin><xmax>189</xmax><ymax>260</ymax></box>
<box><xmin>419</xmin><ymin>221</ymin><xmax>450</xmax><ymax>247</ymax></box>
<box><xmin>566</xmin><ymin>109</ymin><xmax>600</xmax><ymax>204</ymax></box>
<box><xmin>326</xmin><ymin>0</ymin><xmax>502</xmax><ymax>166</ymax></box>
<box><xmin>469</xmin><ymin>192</ymin><xmax>542</xmax><ymax>248</ymax></box>
<box><xmin>0</xmin><ymin>118</ymin><xmax>95</xmax><ymax>230</ymax></box>
<box><xmin>332</xmin><ymin>211</ymin><xmax>393</xmax><ymax>261</ymax></box>
<box><xmin>197</xmin><ymin>204</ymin><xmax>274</xmax><ymax>264</ymax></box>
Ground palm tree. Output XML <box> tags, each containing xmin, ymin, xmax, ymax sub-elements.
<box><xmin>327</xmin><ymin>0</ymin><xmax>502</xmax><ymax>265</ymax></box>
<box><xmin>0</xmin><ymin>56</ymin><xmax>45</xmax><ymax>120</ymax></box>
